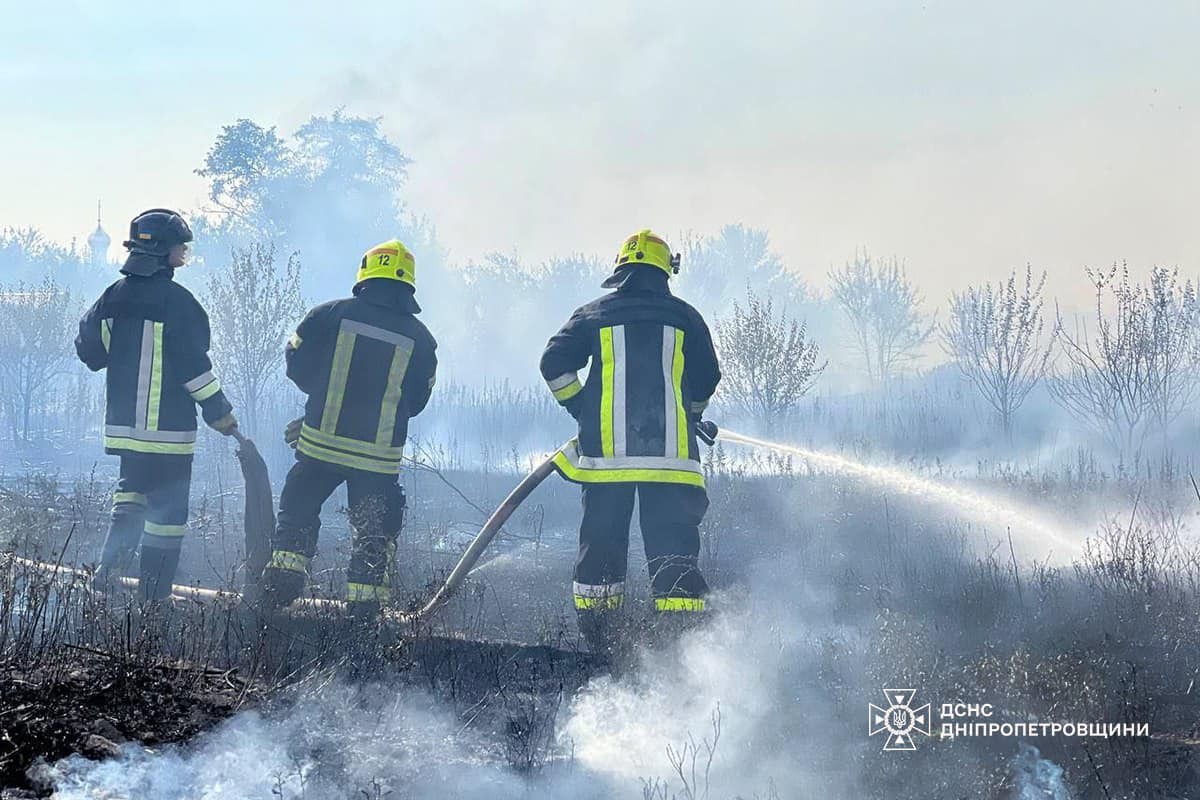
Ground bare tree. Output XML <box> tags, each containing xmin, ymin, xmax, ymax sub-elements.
<box><xmin>829</xmin><ymin>253</ymin><xmax>933</xmax><ymax>387</ymax></box>
<box><xmin>0</xmin><ymin>277</ymin><xmax>76</xmax><ymax>443</ymax></box>
<box><xmin>715</xmin><ymin>290</ymin><xmax>825</xmax><ymax>430</ymax></box>
<box><xmin>1144</xmin><ymin>266</ymin><xmax>1200</xmax><ymax>433</ymax></box>
<box><xmin>942</xmin><ymin>266</ymin><xmax>1050</xmax><ymax>435</ymax></box>
<box><xmin>1048</xmin><ymin>264</ymin><xmax>1199</xmax><ymax>460</ymax></box>
<box><xmin>205</xmin><ymin>242</ymin><xmax>304</xmax><ymax>437</ymax></box>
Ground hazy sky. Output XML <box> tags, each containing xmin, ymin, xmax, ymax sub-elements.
<box><xmin>1</xmin><ymin>0</ymin><xmax>1196</xmax><ymax>302</ymax></box>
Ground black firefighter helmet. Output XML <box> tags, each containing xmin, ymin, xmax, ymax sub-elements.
<box><xmin>121</xmin><ymin>208</ymin><xmax>193</xmax><ymax>276</ymax></box>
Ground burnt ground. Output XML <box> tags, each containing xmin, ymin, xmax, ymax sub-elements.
<box><xmin>0</xmin><ymin>606</ymin><xmax>602</xmax><ymax>796</ymax></box>
<box><xmin>0</xmin><ymin>650</ymin><xmax>259</xmax><ymax>794</ymax></box>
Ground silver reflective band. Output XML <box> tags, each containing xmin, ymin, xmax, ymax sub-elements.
<box><xmin>612</xmin><ymin>325</ymin><xmax>627</xmax><ymax>456</ymax></box>
<box><xmin>572</xmin><ymin>581</ymin><xmax>626</xmax><ymax>597</ymax></box>
<box><xmin>546</xmin><ymin>372</ymin><xmax>580</xmax><ymax>391</ymax></box>
<box><xmin>135</xmin><ymin>320</ymin><xmax>155</xmax><ymax>429</ymax></box>
<box><xmin>562</xmin><ymin>450</ymin><xmax>703</xmax><ymax>475</ymax></box>
<box><xmin>183</xmin><ymin>371</ymin><xmax>215</xmax><ymax>392</ymax></box>
<box><xmin>104</xmin><ymin>425</ymin><xmax>197</xmax><ymax>443</ymax></box>
<box><xmin>662</xmin><ymin>326</ymin><xmax>678</xmax><ymax>459</ymax></box>
<box><xmin>342</xmin><ymin>318</ymin><xmax>413</xmax><ymax>347</ymax></box>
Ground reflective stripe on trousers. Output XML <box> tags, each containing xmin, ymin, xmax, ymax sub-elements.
<box><xmin>655</xmin><ymin>596</ymin><xmax>705</xmax><ymax>612</ymax></box>
<box><xmin>573</xmin><ymin>580</ymin><xmax>625</xmax><ymax>610</ymax></box>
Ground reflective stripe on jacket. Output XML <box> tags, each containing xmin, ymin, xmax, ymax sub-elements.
<box><xmin>285</xmin><ymin>280</ymin><xmax>437</xmax><ymax>475</ymax></box>
<box><xmin>540</xmin><ymin>268</ymin><xmax>720</xmax><ymax>487</ymax></box>
<box><xmin>76</xmin><ymin>271</ymin><xmax>233</xmax><ymax>457</ymax></box>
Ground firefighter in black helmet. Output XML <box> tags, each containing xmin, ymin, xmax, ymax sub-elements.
<box><xmin>76</xmin><ymin>209</ymin><xmax>238</xmax><ymax>601</ymax></box>
<box><xmin>540</xmin><ymin>229</ymin><xmax>721</xmax><ymax>654</ymax></box>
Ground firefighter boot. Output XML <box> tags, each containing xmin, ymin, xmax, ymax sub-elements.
<box><xmin>259</xmin><ymin>564</ymin><xmax>307</xmax><ymax>609</ymax></box>
<box><xmin>93</xmin><ymin>497</ymin><xmax>146</xmax><ymax>592</ymax></box>
<box><xmin>138</xmin><ymin>544</ymin><xmax>181</xmax><ymax>603</ymax></box>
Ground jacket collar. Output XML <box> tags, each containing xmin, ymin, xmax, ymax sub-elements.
<box><xmin>120</xmin><ymin>252</ymin><xmax>173</xmax><ymax>278</ymax></box>
<box><xmin>602</xmin><ymin>265</ymin><xmax>672</xmax><ymax>294</ymax></box>
<box><xmin>353</xmin><ymin>278</ymin><xmax>422</xmax><ymax>313</ymax></box>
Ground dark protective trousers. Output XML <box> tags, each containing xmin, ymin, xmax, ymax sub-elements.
<box><xmin>270</xmin><ymin>457</ymin><xmax>405</xmax><ymax>601</ymax></box>
<box><xmin>99</xmin><ymin>454</ymin><xmax>193</xmax><ymax>601</ymax></box>
<box><xmin>573</xmin><ymin>482</ymin><xmax>709</xmax><ymax>613</ymax></box>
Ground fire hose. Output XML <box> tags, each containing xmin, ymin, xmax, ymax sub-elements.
<box><xmin>8</xmin><ymin>421</ymin><xmax>720</xmax><ymax>624</ymax></box>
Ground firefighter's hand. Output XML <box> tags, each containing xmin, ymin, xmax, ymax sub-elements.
<box><xmin>209</xmin><ymin>413</ymin><xmax>239</xmax><ymax>436</ymax></box>
<box><xmin>696</xmin><ymin>419</ymin><xmax>718</xmax><ymax>447</ymax></box>
<box><xmin>284</xmin><ymin>417</ymin><xmax>303</xmax><ymax>448</ymax></box>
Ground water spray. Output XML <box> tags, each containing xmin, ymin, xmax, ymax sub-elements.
<box><xmin>719</xmin><ymin>428</ymin><xmax>1079</xmax><ymax>555</ymax></box>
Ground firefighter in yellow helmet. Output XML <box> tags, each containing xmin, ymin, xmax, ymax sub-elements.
<box><xmin>259</xmin><ymin>239</ymin><xmax>437</xmax><ymax>615</ymax></box>
<box><xmin>540</xmin><ymin>229</ymin><xmax>721</xmax><ymax>653</ymax></box>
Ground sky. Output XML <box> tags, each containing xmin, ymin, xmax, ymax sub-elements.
<box><xmin>0</xmin><ymin>0</ymin><xmax>1196</xmax><ymax>303</ymax></box>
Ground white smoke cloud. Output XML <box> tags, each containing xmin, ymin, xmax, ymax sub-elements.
<box><xmin>47</xmin><ymin>572</ymin><xmax>872</xmax><ymax>798</ymax></box>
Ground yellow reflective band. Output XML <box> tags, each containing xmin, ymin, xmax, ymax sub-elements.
<box><xmin>321</xmin><ymin>329</ymin><xmax>355</xmax><ymax>434</ymax></box>
<box><xmin>552</xmin><ymin>451</ymin><xmax>705</xmax><ymax>487</ymax></box>
<box><xmin>101</xmin><ymin>319</ymin><xmax>112</xmax><ymax>352</ymax></box>
<box><xmin>297</xmin><ymin>438</ymin><xmax>401</xmax><ymax>474</ymax></box>
<box><xmin>268</xmin><ymin>550</ymin><xmax>310</xmax><ymax>574</ymax></box>
<box><xmin>347</xmin><ymin>582</ymin><xmax>390</xmax><ymax>602</ymax></box>
<box><xmin>375</xmin><ymin>342</ymin><xmax>413</xmax><ymax>449</ymax></box>
<box><xmin>190</xmin><ymin>379</ymin><xmax>221</xmax><ymax>402</ymax></box>
<box><xmin>552</xmin><ymin>442</ymin><xmax>705</xmax><ymax>488</ymax></box>
<box><xmin>288</xmin><ymin>332</ymin><xmax>302</xmax><ymax>349</ymax></box>
<box><xmin>104</xmin><ymin>436</ymin><xmax>196</xmax><ymax>456</ymax></box>
<box><xmin>673</xmin><ymin>327</ymin><xmax>688</xmax><ymax>459</ymax></box>
<box><xmin>552</xmin><ymin>378</ymin><xmax>582</xmax><ymax>402</ymax></box>
<box><xmin>600</xmin><ymin>326</ymin><xmax>615</xmax><ymax>458</ymax></box>
<box><xmin>146</xmin><ymin>322</ymin><xmax>164</xmax><ymax>431</ymax></box>
<box><xmin>575</xmin><ymin>594</ymin><xmax>624</xmax><ymax>610</ymax></box>
<box><xmin>113</xmin><ymin>491</ymin><xmax>147</xmax><ymax>507</ymax></box>
<box><xmin>655</xmin><ymin>597</ymin><xmax>705</xmax><ymax>612</ymax></box>
<box><xmin>299</xmin><ymin>424</ymin><xmax>404</xmax><ymax>459</ymax></box>
<box><xmin>144</xmin><ymin>521</ymin><xmax>187</xmax><ymax>537</ymax></box>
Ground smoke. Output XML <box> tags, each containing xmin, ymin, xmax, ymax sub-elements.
<box><xmin>562</xmin><ymin>587</ymin><xmax>867</xmax><ymax>796</ymax></box>
<box><xmin>47</xmin><ymin>554</ymin><xmax>873</xmax><ymax>798</ymax></box>
<box><xmin>1009</xmin><ymin>743</ymin><xmax>1073</xmax><ymax>800</ymax></box>
<box><xmin>46</xmin><ymin>681</ymin><xmax>609</xmax><ymax>799</ymax></box>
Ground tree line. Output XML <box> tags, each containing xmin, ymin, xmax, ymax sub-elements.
<box><xmin>0</xmin><ymin>110</ymin><xmax>1195</xmax><ymax>468</ymax></box>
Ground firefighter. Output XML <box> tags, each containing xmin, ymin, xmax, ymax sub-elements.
<box><xmin>540</xmin><ymin>228</ymin><xmax>721</xmax><ymax>653</ymax></box>
<box><xmin>259</xmin><ymin>239</ymin><xmax>437</xmax><ymax>616</ymax></box>
<box><xmin>76</xmin><ymin>209</ymin><xmax>238</xmax><ymax>602</ymax></box>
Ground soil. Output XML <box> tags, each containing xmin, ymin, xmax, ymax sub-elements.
<box><xmin>0</xmin><ymin>651</ymin><xmax>260</xmax><ymax>795</ymax></box>
<box><xmin>0</xmin><ymin>627</ymin><xmax>603</xmax><ymax>795</ymax></box>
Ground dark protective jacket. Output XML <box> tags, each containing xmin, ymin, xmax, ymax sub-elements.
<box><xmin>540</xmin><ymin>267</ymin><xmax>721</xmax><ymax>488</ymax></box>
<box><xmin>286</xmin><ymin>279</ymin><xmax>437</xmax><ymax>475</ymax></box>
<box><xmin>75</xmin><ymin>269</ymin><xmax>233</xmax><ymax>457</ymax></box>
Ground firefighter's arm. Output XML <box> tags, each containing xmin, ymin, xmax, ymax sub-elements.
<box><xmin>284</xmin><ymin>306</ymin><xmax>328</xmax><ymax>396</ymax></box>
<box><xmin>539</xmin><ymin>310</ymin><xmax>589</xmax><ymax>419</ymax></box>
<box><xmin>685</xmin><ymin>312</ymin><xmax>722</xmax><ymax>419</ymax></box>
<box><xmin>405</xmin><ymin>332</ymin><xmax>438</xmax><ymax>418</ymax></box>
<box><xmin>171</xmin><ymin>295</ymin><xmax>235</xmax><ymax>429</ymax></box>
<box><xmin>75</xmin><ymin>296</ymin><xmax>110</xmax><ymax>372</ymax></box>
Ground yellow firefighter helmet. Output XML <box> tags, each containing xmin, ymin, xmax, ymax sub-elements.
<box><xmin>613</xmin><ymin>229</ymin><xmax>680</xmax><ymax>277</ymax></box>
<box><xmin>357</xmin><ymin>239</ymin><xmax>416</xmax><ymax>288</ymax></box>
